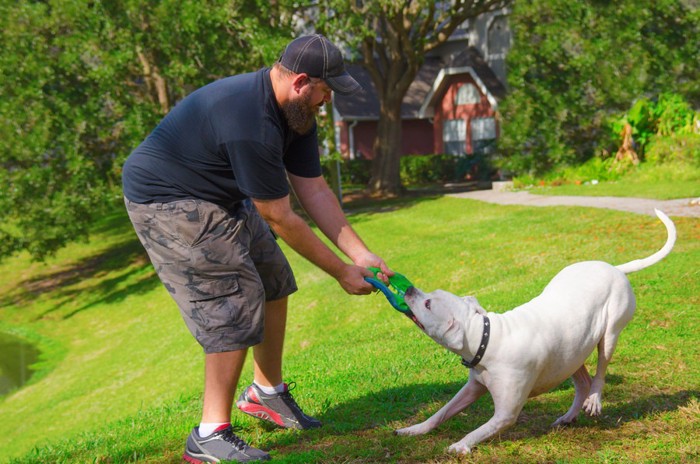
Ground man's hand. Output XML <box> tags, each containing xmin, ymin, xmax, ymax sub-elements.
<box><xmin>352</xmin><ymin>251</ymin><xmax>393</xmax><ymax>285</ymax></box>
<box><xmin>337</xmin><ymin>264</ymin><xmax>377</xmax><ymax>295</ymax></box>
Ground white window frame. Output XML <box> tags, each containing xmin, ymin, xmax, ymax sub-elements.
<box><xmin>443</xmin><ymin>119</ymin><xmax>466</xmax><ymax>155</ymax></box>
<box><xmin>455</xmin><ymin>83</ymin><xmax>480</xmax><ymax>105</ymax></box>
<box><xmin>471</xmin><ymin>117</ymin><xmax>497</xmax><ymax>141</ymax></box>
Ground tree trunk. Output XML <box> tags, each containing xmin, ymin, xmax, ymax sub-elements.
<box><xmin>369</xmin><ymin>96</ymin><xmax>403</xmax><ymax>196</ymax></box>
<box><xmin>136</xmin><ymin>47</ymin><xmax>170</xmax><ymax>114</ymax></box>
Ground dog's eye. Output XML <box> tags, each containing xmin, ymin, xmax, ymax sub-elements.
<box><xmin>425</xmin><ymin>299</ymin><xmax>431</xmax><ymax>310</ymax></box>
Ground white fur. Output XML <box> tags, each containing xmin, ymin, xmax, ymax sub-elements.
<box><xmin>396</xmin><ymin>209</ymin><xmax>676</xmax><ymax>454</ymax></box>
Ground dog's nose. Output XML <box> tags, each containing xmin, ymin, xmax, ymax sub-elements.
<box><xmin>405</xmin><ymin>286</ymin><xmax>416</xmax><ymax>297</ymax></box>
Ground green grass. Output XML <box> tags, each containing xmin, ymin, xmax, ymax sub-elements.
<box><xmin>1</xmin><ymin>195</ymin><xmax>699</xmax><ymax>463</ymax></box>
<box><xmin>517</xmin><ymin>161</ymin><xmax>700</xmax><ymax>199</ymax></box>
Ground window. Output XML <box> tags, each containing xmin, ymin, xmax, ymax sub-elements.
<box><xmin>471</xmin><ymin>117</ymin><xmax>497</xmax><ymax>155</ymax></box>
<box><xmin>455</xmin><ymin>83</ymin><xmax>480</xmax><ymax>105</ymax></box>
<box><xmin>471</xmin><ymin>117</ymin><xmax>496</xmax><ymax>141</ymax></box>
<box><xmin>443</xmin><ymin>119</ymin><xmax>466</xmax><ymax>155</ymax></box>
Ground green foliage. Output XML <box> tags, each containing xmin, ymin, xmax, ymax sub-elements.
<box><xmin>653</xmin><ymin>93</ymin><xmax>698</xmax><ymax>136</ymax></box>
<box><xmin>610</xmin><ymin>93</ymin><xmax>699</xmax><ymax>157</ymax></box>
<box><xmin>321</xmin><ymin>156</ymin><xmax>372</xmax><ymax>187</ymax></box>
<box><xmin>400</xmin><ymin>154</ymin><xmax>460</xmax><ymax>184</ymax></box>
<box><xmin>513</xmin><ymin>155</ymin><xmax>626</xmax><ymax>189</ymax></box>
<box><xmin>645</xmin><ymin>133</ymin><xmax>700</xmax><ymax>166</ymax></box>
<box><xmin>624</xmin><ymin>98</ymin><xmax>657</xmax><ymax>149</ymax></box>
<box><xmin>499</xmin><ymin>0</ymin><xmax>700</xmax><ymax>176</ymax></box>
<box><xmin>514</xmin><ymin>159</ymin><xmax>700</xmax><ymax>200</ymax></box>
<box><xmin>0</xmin><ymin>0</ymin><xmax>295</xmax><ymax>261</ymax></box>
<box><xmin>321</xmin><ymin>154</ymin><xmax>492</xmax><ymax>189</ymax></box>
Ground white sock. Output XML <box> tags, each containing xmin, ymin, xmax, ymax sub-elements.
<box><xmin>254</xmin><ymin>381</ymin><xmax>285</xmax><ymax>395</ymax></box>
<box><xmin>198</xmin><ymin>422</ymin><xmax>229</xmax><ymax>437</ymax></box>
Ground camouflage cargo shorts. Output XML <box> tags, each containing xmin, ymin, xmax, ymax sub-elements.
<box><xmin>124</xmin><ymin>197</ymin><xmax>297</xmax><ymax>353</ymax></box>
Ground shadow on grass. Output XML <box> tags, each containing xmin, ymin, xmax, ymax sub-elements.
<box><xmin>3</xmin><ymin>187</ymin><xmax>478</xmax><ymax>320</ymax></box>
<box><xmin>11</xmin><ymin>380</ymin><xmax>696</xmax><ymax>463</ymax></box>
<box><xmin>267</xmin><ymin>380</ymin><xmax>699</xmax><ymax>462</ymax></box>
<box><xmin>1</xmin><ymin>209</ymin><xmax>162</xmax><ymax>320</ymax></box>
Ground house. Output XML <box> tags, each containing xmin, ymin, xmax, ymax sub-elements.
<box><xmin>332</xmin><ymin>11</ymin><xmax>510</xmax><ymax>166</ymax></box>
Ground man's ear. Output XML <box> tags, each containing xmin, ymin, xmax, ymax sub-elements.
<box><xmin>291</xmin><ymin>73</ymin><xmax>311</xmax><ymax>94</ymax></box>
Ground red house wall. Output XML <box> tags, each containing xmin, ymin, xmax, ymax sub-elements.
<box><xmin>336</xmin><ymin>119</ymin><xmax>433</xmax><ymax>159</ymax></box>
<box><xmin>433</xmin><ymin>77</ymin><xmax>498</xmax><ymax>155</ymax></box>
<box><xmin>336</xmin><ymin>75</ymin><xmax>498</xmax><ymax>159</ymax></box>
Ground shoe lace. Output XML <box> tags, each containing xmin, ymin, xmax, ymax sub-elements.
<box><xmin>220</xmin><ymin>426</ymin><xmax>248</xmax><ymax>451</ymax></box>
<box><xmin>280</xmin><ymin>381</ymin><xmax>304</xmax><ymax>415</ymax></box>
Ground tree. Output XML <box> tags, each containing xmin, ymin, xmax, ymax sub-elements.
<box><xmin>497</xmin><ymin>0</ymin><xmax>700</xmax><ymax>175</ymax></box>
<box><xmin>316</xmin><ymin>0</ymin><xmax>509</xmax><ymax>196</ymax></box>
<box><xmin>0</xmin><ymin>0</ymin><xmax>295</xmax><ymax>261</ymax></box>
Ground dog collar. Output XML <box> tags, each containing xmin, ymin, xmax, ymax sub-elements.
<box><xmin>461</xmin><ymin>316</ymin><xmax>490</xmax><ymax>369</ymax></box>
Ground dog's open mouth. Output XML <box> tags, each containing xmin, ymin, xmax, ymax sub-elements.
<box><xmin>406</xmin><ymin>310</ymin><xmax>425</xmax><ymax>330</ymax></box>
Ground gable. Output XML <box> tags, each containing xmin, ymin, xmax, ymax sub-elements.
<box><xmin>334</xmin><ymin>47</ymin><xmax>505</xmax><ymax>121</ymax></box>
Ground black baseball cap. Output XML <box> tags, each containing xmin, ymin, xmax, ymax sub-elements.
<box><xmin>278</xmin><ymin>34</ymin><xmax>361</xmax><ymax>96</ymax></box>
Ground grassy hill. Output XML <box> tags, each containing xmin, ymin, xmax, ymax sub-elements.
<box><xmin>1</xmin><ymin>191</ymin><xmax>698</xmax><ymax>463</ymax></box>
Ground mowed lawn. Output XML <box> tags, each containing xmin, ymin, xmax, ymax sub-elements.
<box><xmin>0</xmin><ymin>195</ymin><xmax>698</xmax><ymax>463</ymax></box>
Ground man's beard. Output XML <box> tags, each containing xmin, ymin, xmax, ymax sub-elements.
<box><xmin>281</xmin><ymin>92</ymin><xmax>317</xmax><ymax>135</ymax></box>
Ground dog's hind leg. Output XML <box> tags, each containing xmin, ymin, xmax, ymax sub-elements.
<box><xmin>395</xmin><ymin>378</ymin><xmax>487</xmax><ymax>436</ymax></box>
<box><xmin>583</xmin><ymin>330</ymin><xmax>622</xmax><ymax>416</ymax></box>
<box><xmin>552</xmin><ymin>365</ymin><xmax>592</xmax><ymax>427</ymax></box>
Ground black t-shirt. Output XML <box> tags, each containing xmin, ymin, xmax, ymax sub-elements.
<box><xmin>122</xmin><ymin>68</ymin><xmax>321</xmax><ymax>210</ymax></box>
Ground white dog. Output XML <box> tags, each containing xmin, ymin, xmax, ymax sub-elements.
<box><xmin>396</xmin><ymin>209</ymin><xmax>676</xmax><ymax>453</ymax></box>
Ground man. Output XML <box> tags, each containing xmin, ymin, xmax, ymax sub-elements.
<box><xmin>122</xmin><ymin>34</ymin><xmax>391</xmax><ymax>463</ymax></box>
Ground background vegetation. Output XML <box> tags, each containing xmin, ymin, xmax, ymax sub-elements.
<box><xmin>497</xmin><ymin>0</ymin><xmax>700</xmax><ymax>176</ymax></box>
<box><xmin>2</xmin><ymin>0</ymin><xmax>698</xmax><ymax>261</ymax></box>
<box><xmin>0</xmin><ymin>0</ymin><xmax>296</xmax><ymax>261</ymax></box>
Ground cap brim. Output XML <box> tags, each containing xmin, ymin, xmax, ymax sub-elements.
<box><xmin>326</xmin><ymin>73</ymin><xmax>362</xmax><ymax>96</ymax></box>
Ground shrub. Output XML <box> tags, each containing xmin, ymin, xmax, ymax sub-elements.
<box><xmin>322</xmin><ymin>154</ymin><xmax>495</xmax><ymax>190</ymax></box>
<box><xmin>320</xmin><ymin>156</ymin><xmax>372</xmax><ymax>187</ymax></box>
<box><xmin>513</xmin><ymin>155</ymin><xmax>635</xmax><ymax>188</ymax></box>
<box><xmin>609</xmin><ymin>93</ymin><xmax>699</xmax><ymax>158</ymax></box>
<box><xmin>400</xmin><ymin>154</ymin><xmax>458</xmax><ymax>184</ymax></box>
<box><xmin>645</xmin><ymin>133</ymin><xmax>700</xmax><ymax>166</ymax></box>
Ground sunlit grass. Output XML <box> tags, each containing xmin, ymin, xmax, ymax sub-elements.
<box><xmin>1</xmin><ymin>195</ymin><xmax>698</xmax><ymax>463</ymax></box>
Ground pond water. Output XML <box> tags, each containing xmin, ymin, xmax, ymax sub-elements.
<box><xmin>0</xmin><ymin>333</ymin><xmax>39</xmax><ymax>396</ymax></box>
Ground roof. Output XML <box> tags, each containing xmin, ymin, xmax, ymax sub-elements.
<box><xmin>333</xmin><ymin>47</ymin><xmax>506</xmax><ymax>121</ymax></box>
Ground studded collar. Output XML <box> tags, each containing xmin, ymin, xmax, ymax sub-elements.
<box><xmin>461</xmin><ymin>316</ymin><xmax>490</xmax><ymax>369</ymax></box>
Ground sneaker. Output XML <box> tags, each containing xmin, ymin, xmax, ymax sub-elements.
<box><xmin>236</xmin><ymin>382</ymin><xmax>322</xmax><ymax>430</ymax></box>
<box><xmin>183</xmin><ymin>424</ymin><xmax>270</xmax><ymax>463</ymax></box>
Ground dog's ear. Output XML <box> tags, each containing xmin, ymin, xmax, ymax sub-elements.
<box><xmin>462</xmin><ymin>296</ymin><xmax>487</xmax><ymax>315</ymax></box>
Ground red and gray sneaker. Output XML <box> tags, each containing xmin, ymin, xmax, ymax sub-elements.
<box><xmin>183</xmin><ymin>424</ymin><xmax>270</xmax><ymax>463</ymax></box>
<box><xmin>236</xmin><ymin>382</ymin><xmax>322</xmax><ymax>430</ymax></box>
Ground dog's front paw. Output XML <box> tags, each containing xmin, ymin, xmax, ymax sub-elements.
<box><xmin>395</xmin><ymin>424</ymin><xmax>428</xmax><ymax>436</ymax></box>
<box><xmin>447</xmin><ymin>442</ymin><xmax>473</xmax><ymax>454</ymax></box>
<box><xmin>583</xmin><ymin>393</ymin><xmax>602</xmax><ymax>416</ymax></box>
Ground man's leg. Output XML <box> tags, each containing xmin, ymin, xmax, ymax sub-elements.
<box><xmin>237</xmin><ymin>296</ymin><xmax>321</xmax><ymax>429</ymax></box>
<box><xmin>185</xmin><ymin>349</ymin><xmax>271</xmax><ymax>463</ymax></box>
<box><xmin>252</xmin><ymin>297</ymin><xmax>288</xmax><ymax>387</ymax></box>
<box><xmin>202</xmin><ymin>349</ymin><xmax>248</xmax><ymax>423</ymax></box>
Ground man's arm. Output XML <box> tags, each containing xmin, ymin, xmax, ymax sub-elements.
<box><xmin>286</xmin><ymin>173</ymin><xmax>387</xmax><ymax>269</ymax></box>
<box><xmin>252</xmin><ymin>191</ymin><xmax>378</xmax><ymax>295</ymax></box>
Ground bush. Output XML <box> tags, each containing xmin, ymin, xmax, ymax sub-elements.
<box><xmin>320</xmin><ymin>156</ymin><xmax>372</xmax><ymax>187</ymax></box>
<box><xmin>400</xmin><ymin>154</ymin><xmax>459</xmax><ymax>184</ymax></box>
<box><xmin>645</xmin><ymin>133</ymin><xmax>700</xmax><ymax>166</ymax></box>
<box><xmin>513</xmin><ymin>155</ymin><xmax>632</xmax><ymax>188</ymax></box>
<box><xmin>322</xmin><ymin>154</ymin><xmax>495</xmax><ymax>190</ymax></box>
<box><xmin>608</xmin><ymin>93</ymin><xmax>699</xmax><ymax>158</ymax></box>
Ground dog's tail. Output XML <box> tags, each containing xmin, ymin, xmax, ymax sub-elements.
<box><xmin>615</xmin><ymin>209</ymin><xmax>676</xmax><ymax>274</ymax></box>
